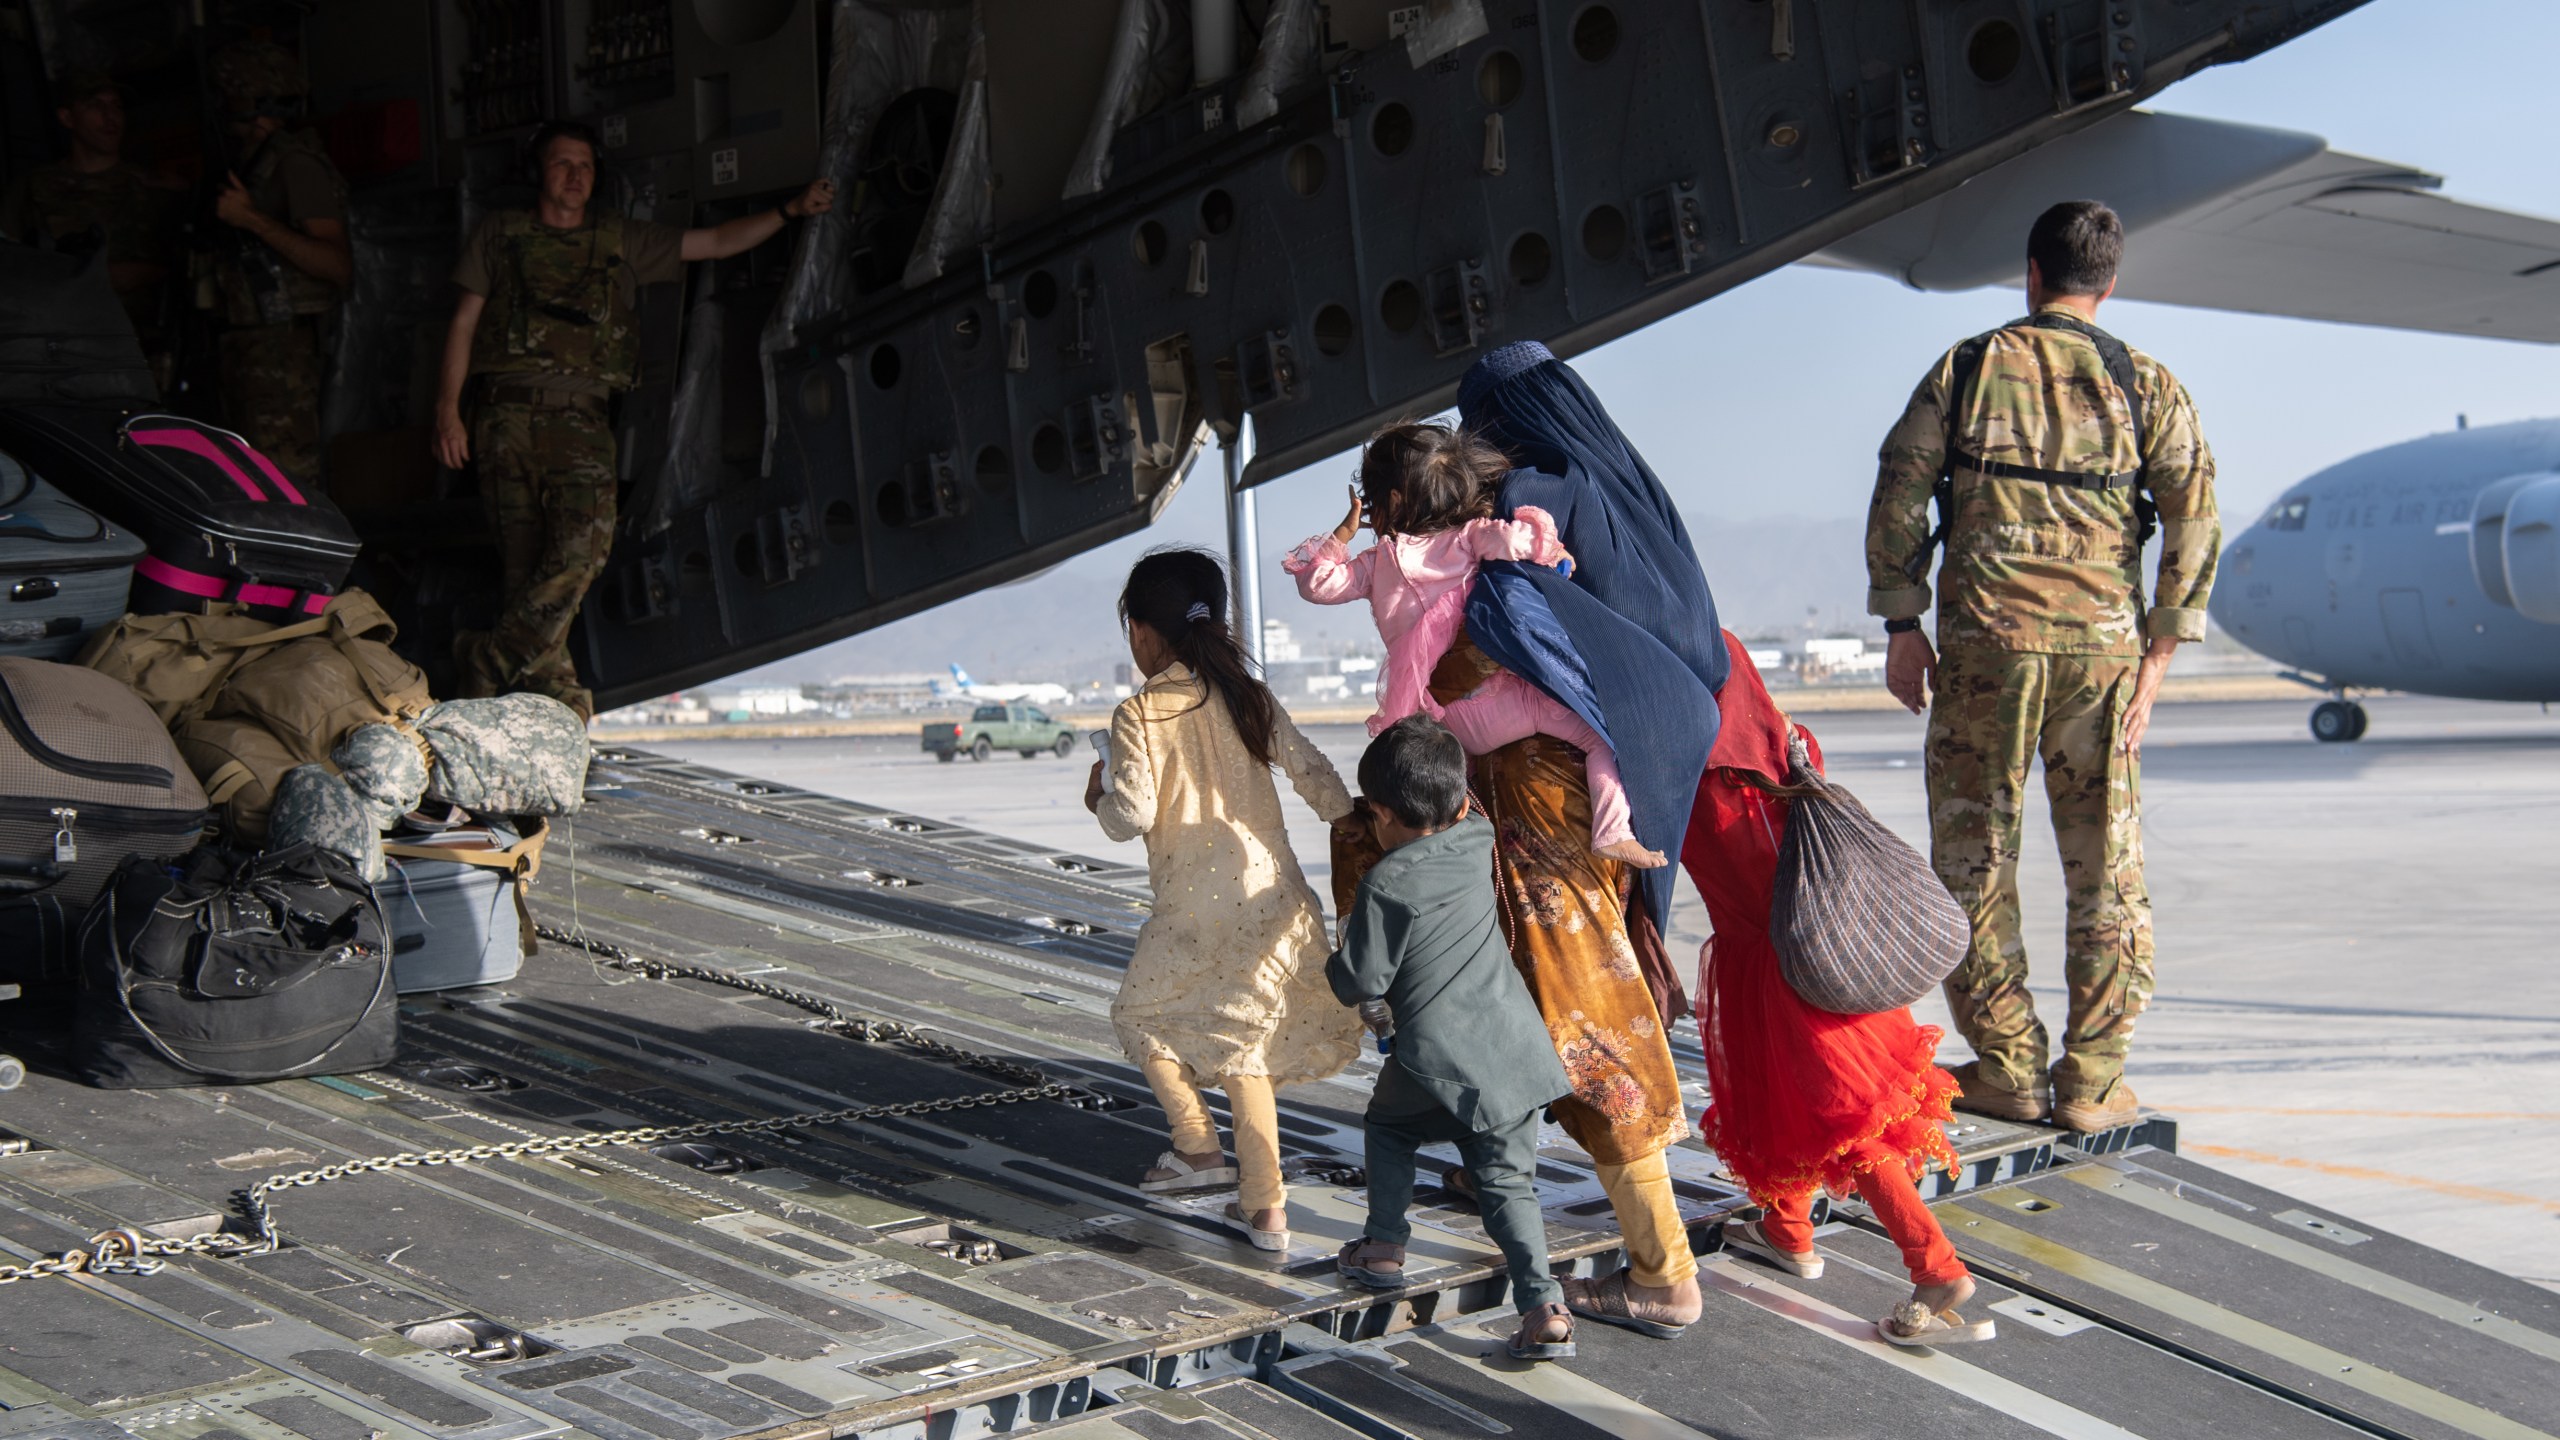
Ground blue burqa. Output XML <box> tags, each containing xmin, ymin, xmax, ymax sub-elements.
<box><xmin>1458</xmin><ymin>341</ymin><xmax>1727</xmax><ymax>937</ymax></box>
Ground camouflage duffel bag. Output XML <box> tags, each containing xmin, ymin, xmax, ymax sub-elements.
<box><xmin>1763</xmin><ymin>734</ymin><xmax>1970</xmax><ymax>1016</ymax></box>
<box><xmin>336</xmin><ymin>692</ymin><xmax>589</xmax><ymax>821</ymax></box>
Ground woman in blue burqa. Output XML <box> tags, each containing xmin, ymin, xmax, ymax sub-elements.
<box><xmin>1332</xmin><ymin>340</ymin><xmax>1728</xmax><ymax>1336</ymax></box>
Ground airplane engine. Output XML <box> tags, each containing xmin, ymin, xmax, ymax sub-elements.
<box><xmin>2499</xmin><ymin>474</ymin><xmax>2560</xmax><ymax>624</ymax></box>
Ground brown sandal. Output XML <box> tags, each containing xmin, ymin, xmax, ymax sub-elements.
<box><xmin>1336</xmin><ymin>1238</ymin><xmax>1406</xmax><ymax>1290</ymax></box>
<box><xmin>1562</xmin><ymin>1268</ymin><xmax>1689</xmax><ymax>1338</ymax></box>
<box><xmin>1507</xmin><ymin>1301</ymin><xmax>1577</xmax><ymax>1360</ymax></box>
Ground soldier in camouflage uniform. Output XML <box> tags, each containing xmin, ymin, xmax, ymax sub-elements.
<box><xmin>206</xmin><ymin>41</ymin><xmax>353</xmax><ymax>479</ymax></box>
<box><xmin>432</xmin><ymin>119</ymin><xmax>831</xmax><ymax>720</ymax></box>
<box><xmin>1864</xmin><ymin>201</ymin><xmax>2219</xmax><ymax>1134</ymax></box>
<box><xmin>0</xmin><ymin>72</ymin><xmax>181</xmax><ymax>374</ymax></box>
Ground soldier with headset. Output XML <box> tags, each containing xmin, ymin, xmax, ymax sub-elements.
<box><xmin>1863</xmin><ymin>200</ymin><xmax>2221</xmax><ymax>1134</ymax></box>
<box><xmin>431</xmin><ymin>119</ymin><xmax>832</xmax><ymax>722</ymax></box>
<box><xmin>205</xmin><ymin>40</ymin><xmax>353</xmax><ymax>479</ymax></box>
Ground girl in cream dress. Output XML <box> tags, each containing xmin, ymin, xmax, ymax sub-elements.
<box><xmin>1086</xmin><ymin>547</ymin><xmax>1363</xmax><ymax>1251</ymax></box>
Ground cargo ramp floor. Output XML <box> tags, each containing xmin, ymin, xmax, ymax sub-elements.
<box><xmin>1</xmin><ymin>749</ymin><xmax>2551</xmax><ymax>1440</ymax></box>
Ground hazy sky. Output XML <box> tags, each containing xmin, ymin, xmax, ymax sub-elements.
<box><xmin>735</xmin><ymin>0</ymin><xmax>2560</xmax><ymax>684</ymax></box>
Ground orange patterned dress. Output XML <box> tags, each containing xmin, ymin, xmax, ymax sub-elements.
<box><xmin>1332</xmin><ymin>639</ymin><xmax>1687</xmax><ymax>1167</ymax></box>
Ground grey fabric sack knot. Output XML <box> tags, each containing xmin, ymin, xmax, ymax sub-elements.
<box><xmin>1764</xmin><ymin>732</ymin><xmax>1969</xmax><ymax>1015</ymax></box>
<box><xmin>268</xmin><ymin>764</ymin><xmax>385</xmax><ymax>881</ymax></box>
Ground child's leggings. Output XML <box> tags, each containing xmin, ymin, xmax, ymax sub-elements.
<box><xmin>1758</xmin><ymin>1141</ymin><xmax>1968</xmax><ymax>1286</ymax></box>
<box><xmin>1439</xmin><ymin>671</ymin><xmax>1636</xmax><ymax>850</ymax></box>
<box><xmin>1141</xmin><ymin>1053</ymin><xmax>1285</xmax><ymax>1211</ymax></box>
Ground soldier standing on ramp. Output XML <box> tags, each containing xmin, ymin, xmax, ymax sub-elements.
<box><xmin>1</xmin><ymin>71</ymin><xmax>182</xmax><ymax>383</ymax></box>
<box><xmin>207</xmin><ymin>41</ymin><xmax>352</xmax><ymax>478</ymax></box>
<box><xmin>1863</xmin><ymin>200</ymin><xmax>2221</xmax><ymax>1133</ymax></box>
<box><xmin>430</xmin><ymin>120</ymin><xmax>832</xmax><ymax>721</ymax></box>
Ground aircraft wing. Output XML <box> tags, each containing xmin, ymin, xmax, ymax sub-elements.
<box><xmin>1812</xmin><ymin>110</ymin><xmax>2560</xmax><ymax>344</ymax></box>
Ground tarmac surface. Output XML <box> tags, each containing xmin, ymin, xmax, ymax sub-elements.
<box><xmin>652</xmin><ymin>693</ymin><xmax>2560</xmax><ymax>1293</ymax></box>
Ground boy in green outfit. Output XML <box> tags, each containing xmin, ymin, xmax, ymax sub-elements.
<box><xmin>1328</xmin><ymin>715</ymin><xmax>1577</xmax><ymax>1361</ymax></box>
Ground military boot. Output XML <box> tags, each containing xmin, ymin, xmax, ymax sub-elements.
<box><xmin>1947</xmin><ymin>1061</ymin><xmax>2050</xmax><ymax>1123</ymax></box>
<box><xmin>2054</xmin><ymin>1078</ymin><xmax>2140</xmax><ymax>1134</ymax></box>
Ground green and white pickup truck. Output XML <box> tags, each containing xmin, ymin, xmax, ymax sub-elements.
<box><xmin>922</xmin><ymin>703</ymin><xmax>1081</xmax><ymax>762</ymax></box>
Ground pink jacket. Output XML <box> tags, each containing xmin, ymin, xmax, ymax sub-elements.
<box><xmin>1283</xmin><ymin>507</ymin><xmax>1566</xmax><ymax>736</ymax></box>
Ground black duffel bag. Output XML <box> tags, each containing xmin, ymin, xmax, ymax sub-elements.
<box><xmin>1764</xmin><ymin>733</ymin><xmax>1972</xmax><ymax>1016</ymax></box>
<box><xmin>74</xmin><ymin>843</ymin><xmax>396</xmax><ymax>1088</ymax></box>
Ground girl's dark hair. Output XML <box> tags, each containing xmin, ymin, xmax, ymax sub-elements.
<box><xmin>1357</xmin><ymin>420</ymin><xmax>1508</xmax><ymax>538</ymax></box>
<box><xmin>1119</xmin><ymin>546</ymin><xmax>1279</xmax><ymax>767</ymax></box>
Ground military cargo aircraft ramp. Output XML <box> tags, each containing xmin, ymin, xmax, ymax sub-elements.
<box><xmin>4</xmin><ymin>751</ymin><xmax>2554</xmax><ymax>1440</ymax></box>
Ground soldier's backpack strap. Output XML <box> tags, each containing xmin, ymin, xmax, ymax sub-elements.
<box><xmin>1910</xmin><ymin>313</ymin><xmax>2158</xmax><ymax>588</ymax></box>
<box><xmin>2022</xmin><ymin>310</ymin><xmax>2157</xmax><ymax>550</ymax></box>
<box><xmin>1901</xmin><ymin>330</ymin><xmax>1995</xmax><ymax>583</ymax></box>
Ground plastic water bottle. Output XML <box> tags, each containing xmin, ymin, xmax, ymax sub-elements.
<box><xmin>1358</xmin><ymin>998</ymin><xmax>1396</xmax><ymax>1057</ymax></box>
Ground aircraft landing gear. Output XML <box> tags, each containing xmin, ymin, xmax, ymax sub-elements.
<box><xmin>2311</xmin><ymin>699</ymin><xmax>2369</xmax><ymax>743</ymax></box>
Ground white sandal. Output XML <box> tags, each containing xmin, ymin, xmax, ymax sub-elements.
<box><xmin>1879</xmin><ymin>1300</ymin><xmax>1997</xmax><ymax>1346</ymax></box>
<box><xmin>1139</xmin><ymin>1150</ymin><xmax>1238</xmax><ymax>1193</ymax></box>
<box><xmin>1224</xmin><ymin>1202</ymin><xmax>1291</xmax><ymax>1252</ymax></box>
<box><xmin>1722</xmin><ymin>1218</ymin><xmax>1825</xmax><ymax>1279</ymax></box>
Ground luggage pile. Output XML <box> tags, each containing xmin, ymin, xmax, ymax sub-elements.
<box><xmin>0</xmin><ymin>408</ymin><xmax>590</xmax><ymax>1091</ymax></box>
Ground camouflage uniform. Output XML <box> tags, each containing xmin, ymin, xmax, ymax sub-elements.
<box><xmin>452</xmin><ymin>210</ymin><xmax>681</xmax><ymax>721</ymax></box>
<box><xmin>208</xmin><ymin>45</ymin><xmax>348</xmax><ymax>479</ymax></box>
<box><xmin>1</xmin><ymin>159</ymin><xmax>176</xmax><ymax>344</ymax></box>
<box><xmin>1864</xmin><ymin>303</ymin><xmax>2220</xmax><ymax>1103</ymax></box>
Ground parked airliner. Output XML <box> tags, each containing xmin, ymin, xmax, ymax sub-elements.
<box><xmin>2207</xmin><ymin>419</ymin><xmax>2560</xmax><ymax>740</ymax></box>
<box><xmin>932</xmin><ymin>664</ymin><xmax>1075</xmax><ymax>708</ymax></box>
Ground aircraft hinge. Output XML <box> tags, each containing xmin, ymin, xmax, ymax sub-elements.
<box><xmin>1837</xmin><ymin>61</ymin><xmax>1930</xmax><ymax>187</ymax></box>
<box><xmin>1637</xmin><ymin>179</ymin><xmax>1704</xmax><ymax>282</ymax></box>
<box><xmin>748</xmin><ymin>504</ymin><xmax>817</xmax><ymax>583</ymax></box>
<box><xmin>1423</xmin><ymin>258</ymin><xmax>1490</xmax><ymax>358</ymax></box>
<box><xmin>879</xmin><ymin>452</ymin><xmax>964</xmax><ymax>529</ymax></box>
<box><xmin>1065</xmin><ymin>263</ymin><xmax>1099</xmax><ymax>366</ymax></box>
<box><xmin>616</xmin><ymin>546</ymin><xmax>676</xmax><ymax>624</ymax></box>
<box><xmin>1067</xmin><ymin>396</ymin><xmax>1127</xmax><ymax>483</ymax></box>
<box><xmin>2043</xmin><ymin>0</ymin><xmax>2141</xmax><ymax>112</ymax></box>
<box><xmin>1236</xmin><ymin>329</ymin><xmax>1302</xmax><ymax>410</ymax></box>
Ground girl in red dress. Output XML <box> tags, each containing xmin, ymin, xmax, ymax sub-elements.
<box><xmin>1683</xmin><ymin>633</ymin><xmax>1994</xmax><ymax>1345</ymax></box>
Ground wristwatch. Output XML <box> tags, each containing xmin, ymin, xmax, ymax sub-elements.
<box><xmin>1883</xmin><ymin>616</ymin><xmax>1921</xmax><ymax>635</ymax></box>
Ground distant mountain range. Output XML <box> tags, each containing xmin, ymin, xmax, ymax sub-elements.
<box><xmin>714</xmin><ymin>513</ymin><xmax>1876</xmax><ymax>688</ymax></box>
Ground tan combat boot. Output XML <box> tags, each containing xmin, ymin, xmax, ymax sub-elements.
<box><xmin>1947</xmin><ymin>1061</ymin><xmax>2050</xmax><ymax>1124</ymax></box>
<box><xmin>2054</xmin><ymin>1080</ymin><xmax>2140</xmax><ymax>1134</ymax></box>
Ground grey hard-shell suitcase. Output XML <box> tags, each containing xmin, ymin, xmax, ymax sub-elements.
<box><xmin>382</xmin><ymin>856</ymin><xmax>525</xmax><ymax>993</ymax></box>
<box><xmin>0</xmin><ymin>658</ymin><xmax>213</xmax><ymax>909</ymax></box>
<box><xmin>379</xmin><ymin>820</ymin><xmax>543</xmax><ymax>993</ymax></box>
<box><xmin>0</xmin><ymin>451</ymin><xmax>146</xmax><ymax>660</ymax></box>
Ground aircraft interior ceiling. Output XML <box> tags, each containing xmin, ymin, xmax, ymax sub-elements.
<box><xmin>4</xmin><ymin>0</ymin><xmax>2381</xmax><ymax>706</ymax></box>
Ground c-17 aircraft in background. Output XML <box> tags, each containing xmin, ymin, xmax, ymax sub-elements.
<box><xmin>2208</xmin><ymin>420</ymin><xmax>2560</xmax><ymax>740</ymax></box>
<box><xmin>933</xmin><ymin>665</ymin><xmax>1076</xmax><ymax>709</ymax></box>
<box><xmin>1808</xmin><ymin>107</ymin><xmax>2560</xmax><ymax>743</ymax></box>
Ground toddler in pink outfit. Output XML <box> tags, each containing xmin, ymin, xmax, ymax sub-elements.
<box><xmin>1283</xmin><ymin>422</ymin><xmax>1666</xmax><ymax>868</ymax></box>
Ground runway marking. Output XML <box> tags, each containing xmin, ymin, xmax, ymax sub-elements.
<box><xmin>1693</xmin><ymin>1258</ymin><xmax>2153</xmax><ymax>1440</ymax></box>
<box><xmin>2187</xmin><ymin>1145</ymin><xmax>2560</xmax><ymax>1212</ymax></box>
<box><xmin>2172</xmin><ymin>1105</ymin><xmax>2560</xmax><ymax>1122</ymax></box>
<box><xmin>2060</xmin><ymin>1164</ymin><xmax>2560</xmax><ymax>1364</ymax></box>
<box><xmin>1946</xmin><ymin>1204</ymin><xmax>2558</xmax><ymax>1440</ymax></box>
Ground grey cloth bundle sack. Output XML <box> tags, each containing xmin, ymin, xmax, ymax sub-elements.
<box><xmin>334</xmin><ymin>693</ymin><xmax>590</xmax><ymax>821</ymax></box>
<box><xmin>268</xmin><ymin>765</ymin><xmax>386</xmax><ymax>881</ymax></box>
<box><xmin>1765</xmin><ymin>734</ymin><xmax>1970</xmax><ymax>1015</ymax></box>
